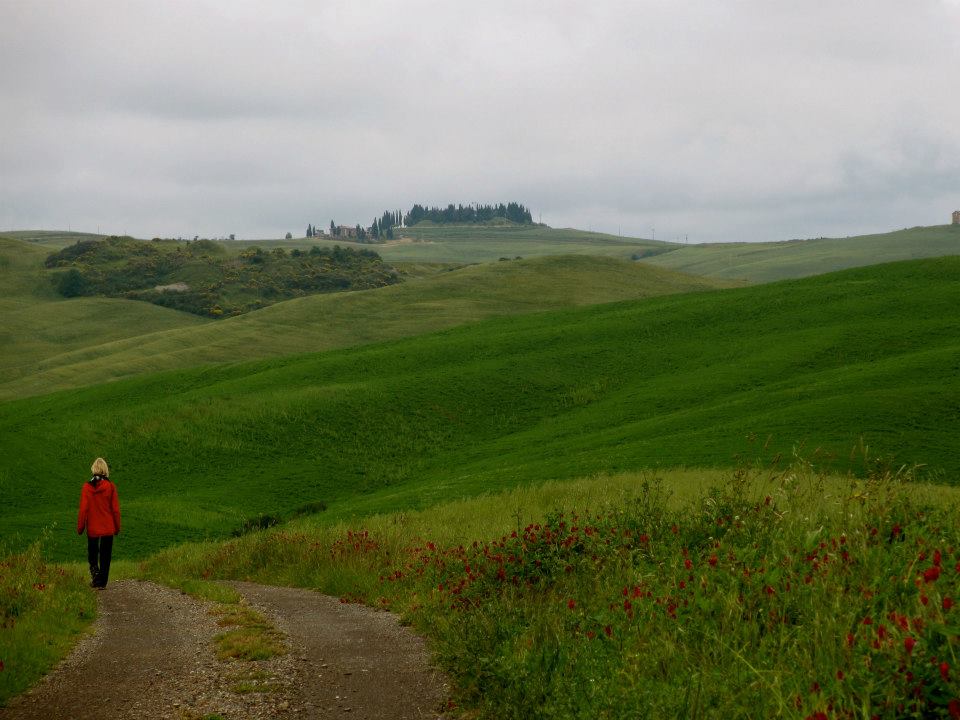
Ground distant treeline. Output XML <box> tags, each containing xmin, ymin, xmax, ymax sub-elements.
<box><xmin>404</xmin><ymin>202</ymin><xmax>533</xmax><ymax>226</ymax></box>
<box><xmin>307</xmin><ymin>202</ymin><xmax>534</xmax><ymax>242</ymax></box>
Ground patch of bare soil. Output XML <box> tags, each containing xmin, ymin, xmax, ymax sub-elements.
<box><xmin>1</xmin><ymin>580</ymin><xmax>448</xmax><ymax>720</ymax></box>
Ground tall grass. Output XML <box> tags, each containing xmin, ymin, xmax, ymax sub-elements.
<box><xmin>0</xmin><ymin>536</ymin><xmax>96</xmax><ymax>706</ymax></box>
<box><xmin>139</xmin><ymin>465</ymin><xmax>960</xmax><ymax>718</ymax></box>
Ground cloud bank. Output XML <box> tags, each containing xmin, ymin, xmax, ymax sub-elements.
<box><xmin>1</xmin><ymin>0</ymin><xmax>958</xmax><ymax>242</ymax></box>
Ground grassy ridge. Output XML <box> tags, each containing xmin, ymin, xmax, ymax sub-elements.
<box><xmin>644</xmin><ymin>224</ymin><xmax>960</xmax><ymax>282</ymax></box>
<box><xmin>0</xmin><ymin>257</ymin><xmax>957</xmax><ymax>561</ymax></box>
<box><xmin>231</xmin><ymin>224</ymin><xmax>675</xmax><ymax>264</ymax></box>
<box><xmin>0</xmin><ymin>253</ymin><xmax>730</xmax><ymax>399</ymax></box>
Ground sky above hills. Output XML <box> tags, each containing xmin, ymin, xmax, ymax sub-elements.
<box><xmin>1</xmin><ymin>0</ymin><xmax>959</xmax><ymax>243</ymax></box>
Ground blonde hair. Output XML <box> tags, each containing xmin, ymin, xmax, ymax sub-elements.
<box><xmin>91</xmin><ymin>457</ymin><xmax>109</xmax><ymax>477</ymax></box>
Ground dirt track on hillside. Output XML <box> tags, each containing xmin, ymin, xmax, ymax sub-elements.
<box><xmin>0</xmin><ymin>580</ymin><xmax>449</xmax><ymax>719</ymax></box>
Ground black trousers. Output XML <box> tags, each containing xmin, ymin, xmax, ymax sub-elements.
<box><xmin>87</xmin><ymin>535</ymin><xmax>114</xmax><ymax>588</ymax></box>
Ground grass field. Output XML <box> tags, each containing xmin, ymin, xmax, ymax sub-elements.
<box><xmin>229</xmin><ymin>223</ymin><xmax>675</xmax><ymax>264</ymax></box>
<box><xmin>1</xmin><ymin>244</ymin><xmax>730</xmax><ymax>399</ymax></box>
<box><xmin>0</xmin><ymin>230</ymin><xmax>106</xmax><ymax>250</ymax></box>
<box><xmin>3</xmin><ymin>225</ymin><xmax>960</xmax><ymax>717</ymax></box>
<box><xmin>9</xmin><ymin>222</ymin><xmax>960</xmax><ymax>285</ymax></box>
<box><xmin>0</xmin><ymin>237</ymin><xmax>210</xmax><ymax>392</ymax></box>
<box><xmin>643</xmin><ymin>224</ymin><xmax>960</xmax><ymax>282</ymax></box>
<box><xmin>0</xmin><ymin>256</ymin><xmax>956</xmax><ymax>562</ymax></box>
<box><xmin>136</xmin><ymin>466</ymin><xmax>960</xmax><ymax>718</ymax></box>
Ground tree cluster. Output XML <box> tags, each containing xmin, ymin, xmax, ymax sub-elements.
<box><xmin>311</xmin><ymin>202</ymin><xmax>532</xmax><ymax>243</ymax></box>
<box><xmin>45</xmin><ymin>237</ymin><xmax>398</xmax><ymax>318</ymax></box>
<box><xmin>404</xmin><ymin>202</ymin><xmax>533</xmax><ymax>226</ymax></box>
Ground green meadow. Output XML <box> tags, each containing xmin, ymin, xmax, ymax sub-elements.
<box><xmin>229</xmin><ymin>222</ymin><xmax>960</xmax><ymax>282</ymax></box>
<box><xmin>232</xmin><ymin>223</ymin><xmax>675</xmax><ymax>264</ymax></box>
<box><xmin>1</xmin><ymin>256</ymin><xmax>957</xmax><ymax>563</ymax></box>
<box><xmin>2</xmin><ymin>224</ymin><xmax>960</xmax><ymax>716</ymax></box>
<box><xmin>0</xmin><ymin>239</ymin><xmax>730</xmax><ymax>398</ymax></box>
<box><xmin>644</xmin><ymin>223</ymin><xmax>960</xmax><ymax>282</ymax></box>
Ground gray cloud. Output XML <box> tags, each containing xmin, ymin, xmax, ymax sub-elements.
<box><xmin>1</xmin><ymin>0</ymin><xmax>959</xmax><ymax>242</ymax></box>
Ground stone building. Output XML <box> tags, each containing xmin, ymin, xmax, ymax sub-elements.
<box><xmin>953</xmin><ymin>210</ymin><xmax>960</xmax><ymax>225</ymax></box>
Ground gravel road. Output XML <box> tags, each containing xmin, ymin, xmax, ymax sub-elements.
<box><xmin>0</xmin><ymin>580</ymin><xmax>448</xmax><ymax>720</ymax></box>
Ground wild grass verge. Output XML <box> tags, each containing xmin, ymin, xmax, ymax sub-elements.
<box><xmin>138</xmin><ymin>464</ymin><xmax>960</xmax><ymax>718</ymax></box>
<box><xmin>0</xmin><ymin>537</ymin><xmax>96</xmax><ymax>706</ymax></box>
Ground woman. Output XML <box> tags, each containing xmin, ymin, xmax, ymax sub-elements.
<box><xmin>77</xmin><ymin>457</ymin><xmax>121</xmax><ymax>589</ymax></box>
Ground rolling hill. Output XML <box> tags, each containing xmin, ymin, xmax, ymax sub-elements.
<box><xmin>0</xmin><ymin>241</ymin><xmax>731</xmax><ymax>398</ymax></box>
<box><xmin>1</xmin><ymin>256</ymin><xmax>956</xmax><ymax>560</ymax></box>
<box><xmin>643</xmin><ymin>223</ymin><xmax>960</xmax><ymax>282</ymax></box>
<box><xmin>0</xmin><ymin>236</ymin><xmax>209</xmax><ymax>392</ymax></box>
<box><xmin>227</xmin><ymin>222</ymin><xmax>960</xmax><ymax>281</ymax></box>
<box><xmin>230</xmin><ymin>223</ymin><xmax>676</xmax><ymax>264</ymax></box>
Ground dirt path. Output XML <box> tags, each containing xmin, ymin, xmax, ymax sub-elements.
<box><xmin>0</xmin><ymin>580</ymin><xmax>448</xmax><ymax>720</ymax></box>
<box><xmin>231</xmin><ymin>582</ymin><xmax>449</xmax><ymax>718</ymax></box>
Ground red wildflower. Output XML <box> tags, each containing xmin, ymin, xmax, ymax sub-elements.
<box><xmin>708</xmin><ymin>554</ymin><xmax>718</xmax><ymax>567</ymax></box>
<box><xmin>846</xmin><ymin>633</ymin><xmax>855</xmax><ymax>648</ymax></box>
<box><xmin>671</xmin><ymin>524</ymin><xmax>679</xmax><ymax>534</ymax></box>
<box><xmin>604</xmin><ymin>625</ymin><xmax>612</xmax><ymax>637</ymax></box>
<box><xmin>944</xmin><ymin>597</ymin><xmax>955</xmax><ymax>611</ymax></box>
<box><xmin>586</xmin><ymin>630</ymin><xmax>596</xmax><ymax>640</ymax></box>
<box><xmin>905</xmin><ymin>637</ymin><xmax>916</xmax><ymax>654</ymax></box>
<box><xmin>0</xmin><ymin>659</ymin><xmax>4</xmax><ymax>672</ymax></box>
<box><xmin>934</xmin><ymin>549</ymin><xmax>943</xmax><ymax>567</ymax></box>
<box><xmin>942</xmin><ymin>662</ymin><xmax>951</xmax><ymax>682</ymax></box>
<box><xmin>764</xmin><ymin>585</ymin><xmax>775</xmax><ymax>596</ymax></box>
<box><xmin>567</xmin><ymin>599</ymin><xmax>576</xmax><ymax>610</ymax></box>
<box><xmin>836</xmin><ymin>670</ymin><xmax>845</xmax><ymax>680</ymax></box>
<box><xmin>684</xmin><ymin>558</ymin><xmax>693</xmax><ymax>570</ymax></box>
<box><xmin>948</xmin><ymin>699</ymin><xmax>960</xmax><ymax>719</ymax></box>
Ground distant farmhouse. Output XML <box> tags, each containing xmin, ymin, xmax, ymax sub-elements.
<box><xmin>953</xmin><ymin>210</ymin><xmax>960</xmax><ymax>225</ymax></box>
<box><xmin>336</xmin><ymin>225</ymin><xmax>358</xmax><ymax>238</ymax></box>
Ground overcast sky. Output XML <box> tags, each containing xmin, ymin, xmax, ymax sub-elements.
<box><xmin>1</xmin><ymin>0</ymin><xmax>959</xmax><ymax>243</ymax></box>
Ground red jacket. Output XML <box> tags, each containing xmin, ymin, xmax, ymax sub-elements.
<box><xmin>77</xmin><ymin>476</ymin><xmax>121</xmax><ymax>538</ymax></box>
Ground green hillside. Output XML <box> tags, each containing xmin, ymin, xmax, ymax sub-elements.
<box><xmin>232</xmin><ymin>223</ymin><xmax>675</xmax><ymax>263</ymax></box>
<box><xmin>0</xmin><ymin>230</ymin><xmax>106</xmax><ymax>250</ymax></box>
<box><xmin>0</xmin><ymin>237</ymin><xmax>208</xmax><ymax>390</ymax></box>
<box><xmin>644</xmin><ymin>223</ymin><xmax>960</xmax><ymax>282</ymax></box>
<box><xmin>1</xmin><ymin>252</ymin><xmax>730</xmax><ymax>399</ymax></box>
<box><xmin>1</xmin><ymin>257</ymin><xmax>956</xmax><ymax>560</ymax></box>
